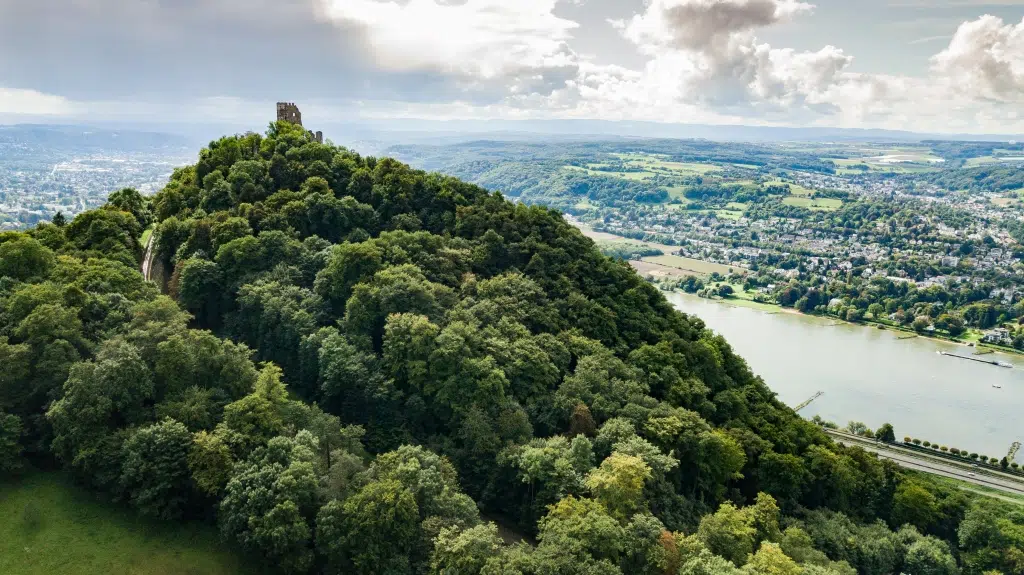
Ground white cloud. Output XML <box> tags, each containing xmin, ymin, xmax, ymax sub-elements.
<box><xmin>612</xmin><ymin>0</ymin><xmax>812</xmax><ymax>53</ymax></box>
<box><xmin>5</xmin><ymin>0</ymin><xmax>1024</xmax><ymax>134</ymax></box>
<box><xmin>602</xmin><ymin>0</ymin><xmax>853</xmax><ymax>115</ymax></box>
<box><xmin>0</xmin><ymin>88</ymin><xmax>75</xmax><ymax>115</ymax></box>
<box><xmin>931</xmin><ymin>15</ymin><xmax>1024</xmax><ymax>102</ymax></box>
<box><xmin>326</xmin><ymin>0</ymin><xmax>580</xmax><ymax>98</ymax></box>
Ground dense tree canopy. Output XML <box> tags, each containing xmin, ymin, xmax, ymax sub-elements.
<box><xmin>0</xmin><ymin>121</ymin><xmax>1017</xmax><ymax>574</ymax></box>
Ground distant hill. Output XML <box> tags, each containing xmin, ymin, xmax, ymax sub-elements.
<box><xmin>0</xmin><ymin>124</ymin><xmax>193</xmax><ymax>151</ymax></box>
<box><xmin>7</xmin><ymin>118</ymin><xmax>1021</xmax><ymax>155</ymax></box>
<box><xmin>324</xmin><ymin>118</ymin><xmax>1023</xmax><ymax>145</ymax></box>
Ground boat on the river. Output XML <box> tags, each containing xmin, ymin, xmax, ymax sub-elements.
<box><xmin>993</xmin><ymin>384</ymin><xmax>1003</xmax><ymax>389</ymax></box>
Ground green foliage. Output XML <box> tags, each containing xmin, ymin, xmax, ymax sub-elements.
<box><xmin>586</xmin><ymin>453</ymin><xmax>652</xmax><ymax>519</ymax></box>
<box><xmin>2</xmin><ymin>123</ymin><xmax>1012</xmax><ymax>575</ymax></box>
<box><xmin>430</xmin><ymin>523</ymin><xmax>503</xmax><ymax>575</ymax></box>
<box><xmin>220</xmin><ymin>432</ymin><xmax>322</xmax><ymax>574</ymax></box>
<box><xmin>120</xmin><ymin>418</ymin><xmax>194</xmax><ymax>519</ymax></box>
<box><xmin>697</xmin><ymin>502</ymin><xmax>758</xmax><ymax>566</ymax></box>
<box><xmin>0</xmin><ymin>410</ymin><xmax>24</xmax><ymax>475</ymax></box>
<box><xmin>0</xmin><ymin>234</ymin><xmax>55</xmax><ymax>281</ymax></box>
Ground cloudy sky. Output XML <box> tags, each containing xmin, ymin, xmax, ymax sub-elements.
<box><xmin>1</xmin><ymin>0</ymin><xmax>1023</xmax><ymax>134</ymax></box>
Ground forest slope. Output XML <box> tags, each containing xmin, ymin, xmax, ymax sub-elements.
<box><xmin>0</xmin><ymin>122</ymin><xmax>1020</xmax><ymax>575</ymax></box>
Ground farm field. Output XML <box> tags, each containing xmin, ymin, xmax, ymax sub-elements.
<box><xmin>641</xmin><ymin>254</ymin><xmax>741</xmax><ymax>277</ymax></box>
<box><xmin>611</xmin><ymin>153</ymin><xmax>724</xmax><ymax>174</ymax></box>
<box><xmin>575</xmin><ymin>224</ymin><xmax>742</xmax><ymax>278</ymax></box>
<box><xmin>563</xmin><ymin>165</ymin><xmax>653</xmax><ymax>181</ymax></box>
<box><xmin>565</xmin><ymin>153</ymin><xmax>726</xmax><ymax>185</ymax></box>
<box><xmin>576</xmin><ymin>226</ymin><xmax>680</xmax><ymax>255</ymax></box>
<box><xmin>0</xmin><ymin>473</ymin><xmax>258</xmax><ymax>575</ymax></box>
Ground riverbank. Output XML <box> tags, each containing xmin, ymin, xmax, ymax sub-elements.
<box><xmin>666</xmin><ymin>284</ymin><xmax>1024</xmax><ymax>358</ymax></box>
<box><xmin>664</xmin><ymin>290</ymin><xmax>1024</xmax><ymax>458</ymax></box>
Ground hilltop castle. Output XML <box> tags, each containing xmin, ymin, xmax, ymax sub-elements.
<box><xmin>276</xmin><ymin>102</ymin><xmax>323</xmax><ymax>144</ymax></box>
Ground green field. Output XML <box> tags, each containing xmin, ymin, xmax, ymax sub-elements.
<box><xmin>0</xmin><ymin>473</ymin><xmax>257</xmax><ymax>575</ymax></box>
<box><xmin>647</xmin><ymin>160</ymin><xmax>722</xmax><ymax>175</ymax></box>
<box><xmin>833</xmin><ymin>156</ymin><xmax>942</xmax><ymax>174</ymax></box>
<box><xmin>564</xmin><ymin>165</ymin><xmax>655</xmax><ymax>181</ymax></box>
<box><xmin>665</xmin><ymin>186</ymin><xmax>689</xmax><ymax>201</ymax></box>
<box><xmin>764</xmin><ymin>179</ymin><xmax>817</xmax><ymax>196</ymax></box>
<box><xmin>725</xmin><ymin>202</ymin><xmax>748</xmax><ymax>211</ymax></box>
<box><xmin>714</xmin><ymin>210</ymin><xmax>744</xmax><ymax>220</ymax></box>
<box><xmin>965</xmin><ymin>156</ymin><xmax>1000</xmax><ymax>167</ymax></box>
<box><xmin>783</xmin><ymin>196</ymin><xmax>843</xmax><ymax>211</ymax></box>
<box><xmin>611</xmin><ymin>153</ymin><xmax>723</xmax><ymax>175</ymax></box>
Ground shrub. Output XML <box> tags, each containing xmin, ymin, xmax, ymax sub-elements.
<box><xmin>922</xmin><ymin>441</ymin><xmax>931</xmax><ymax>447</ymax></box>
<box><xmin>950</xmin><ymin>448</ymin><xmax>960</xmax><ymax>455</ymax></box>
<box><xmin>903</xmin><ymin>437</ymin><xmax>912</xmax><ymax>443</ymax></box>
<box><xmin>940</xmin><ymin>446</ymin><xmax>948</xmax><ymax>452</ymax></box>
<box><xmin>931</xmin><ymin>445</ymin><xmax>940</xmax><ymax>450</ymax></box>
<box><xmin>912</xmin><ymin>439</ymin><xmax>922</xmax><ymax>445</ymax></box>
<box><xmin>1012</xmin><ymin>463</ymin><xmax>1020</xmax><ymax>470</ymax></box>
<box><xmin>979</xmin><ymin>456</ymin><xmax>988</xmax><ymax>463</ymax></box>
<box><xmin>969</xmin><ymin>453</ymin><xmax>979</xmax><ymax>460</ymax></box>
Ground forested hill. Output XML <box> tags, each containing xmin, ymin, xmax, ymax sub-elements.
<box><xmin>1</xmin><ymin>121</ymin><xmax>1020</xmax><ymax>575</ymax></box>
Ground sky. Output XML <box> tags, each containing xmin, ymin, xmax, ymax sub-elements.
<box><xmin>1</xmin><ymin>0</ymin><xmax>1023</xmax><ymax>134</ymax></box>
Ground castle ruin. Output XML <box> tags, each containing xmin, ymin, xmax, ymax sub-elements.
<box><xmin>276</xmin><ymin>102</ymin><xmax>323</xmax><ymax>144</ymax></box>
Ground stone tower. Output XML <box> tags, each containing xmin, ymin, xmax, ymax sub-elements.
<box><xmin>275</xmin><ymin>102</ymin><xmax>323</xmax><ymax>143</ymax></box>
<box><xmin>276</xmin><ymin>102</ymin><xmax>303</xmax><ymax>126</ymax></box>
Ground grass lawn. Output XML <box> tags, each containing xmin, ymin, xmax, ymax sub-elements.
<box><xmin>666</xmin><ymin>186</ymin><xmax>689</xmax><ymax>200</ymax></box>
<box><xmin>714</xmin><ymin>210</ymin><xmax>744</xmax><ymax>220</ymax></box>
<box><xmin>783</xmin><ymin>196</ymin><xmax>842</xmax><ymax>211</ymax></box>
<box><xmin>0</xmin><ymin>473</ymin><xmax>261</xmax><ymax>575</ymax></box>
<box><xmin>991</xmin><ymin>197</ymin><xmax>1019</xmax><ymax>207</ymax></box>
<box><xmin>926</xmin><ymin>474</ymin><xmax>1024</xmax><ymax>506</ymax></box>
<box><xmin>766</xmin><ymin>179</ymin><xmax>816</xmax><ymax>197</ymax></box>
<box><xmin>718</xmin><ymin>297</ymin><xmax>784</xmax><ymax>313</ymax></box>
<box><xmin>725</xmin><ymin>202</ymin><xmax>749</xmax><ymax>211</ymax></box>
<box><xmin>965</xmin><ymin>156</ymin><xmax>999</xmax><ymax>167</ymax></box>
<box><xmin>574</xmin><ymin>198</ymin><xmax>599</xmax><ymax>210</ymax></box>
<box><xmin>140</xmin><ymin>226</ymin><xmax>154</xmax><ymax>248</ymax></box>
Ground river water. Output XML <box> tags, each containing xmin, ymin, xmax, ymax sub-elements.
<box><xmin>665</xmin><ymin>292</ymin><xmax>1024</xmax><ymax>457</ymax></box>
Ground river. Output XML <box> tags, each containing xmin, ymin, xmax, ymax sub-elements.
<box><xmin>665</xmin><ymin>292</ymin><xmax>1024</xmax><ymax>457</ymax></box>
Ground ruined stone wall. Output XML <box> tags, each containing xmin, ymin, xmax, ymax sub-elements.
<box><xmin>277</xmin><ymin>102</ymin><xmax>321</xmax><ymax>143</ymax></box>
<box><xmin>276</xmin><ymin>102</ymin><xmax>302</xmax><ymax>126</ymax></box>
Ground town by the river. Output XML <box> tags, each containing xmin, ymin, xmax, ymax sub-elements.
<box><xmin>666</xmin><ymin>292</ymin><xmax>1024</xmax><ymax>458</ymax></box>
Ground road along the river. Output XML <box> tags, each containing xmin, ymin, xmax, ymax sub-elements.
<box><xmin>825</xmin><ymin>430</ymin><xmax>1024</xmax><ymax>497</ymax></box>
